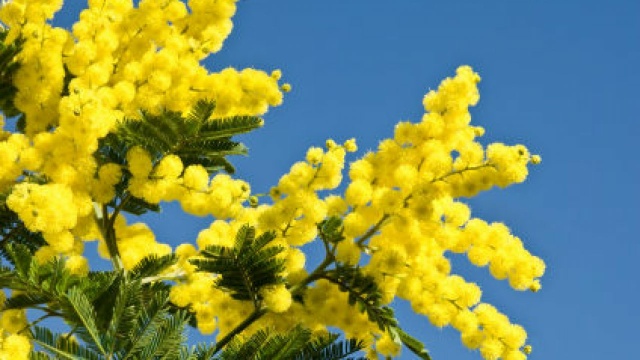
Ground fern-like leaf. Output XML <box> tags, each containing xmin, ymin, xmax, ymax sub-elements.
<box><xmin>29</xmin><ymin>351</ymin><xmax>54</xmax><ymax>360</ymax></box>
<box><xmin>137</xmin><ymin>309</ymin><xmax>190</xmax><ymax>360</ymax></box>
<box><xmin>0</xmin><ymin>203</ymin><xmax>47</xmax><ymax>258</ymax></box>
<box><xmin>129</xmin><ymin>253</ymin><xmax>178</xmax><ymax>280</ymax></box>
<box><xmin>190</xmin><ymin>225</ymin><xmax>285</xmax><ymax>304</ymax></box>
<box><xmin>317</xmin><ymin>216</ymin><xmax>345</xmax><ymax>244</ymax></box>
<box><xmin>99</xmin><ymin>99</ymin><xmax>262</xmax><ymax>174</ymax></box>
<box><xmin>389</xmin><ymin>327</ymin><xmax>432</xmax><ymax>360</ymax></box>
<box><xmin>3</xmin><ymin>292</ymin><xmax>50</xmax><ymax>310</ymax></box>
<box><xmin>124</xmin><ymin>290</ymin><xmax>171</xmax><ymax>358</ymax></box>
<box><xmin>215</xmin><ymin>326</ymin><xmax>365</xmax><ymax>360</ymax></box>
<box><xmin>5</xmin><ymin>243</ymin><xmax>34</xmax><ymax>279</ymax></box>
<box><xmin>63</xmin><ymin>288</ymin><xmax>107</xmax><ymax>355</ymax></box>
<box><xmin>0</xmin><ymin>30</ymin><xmax>23</xmax><ymax>117</ymax></box>
<box><xmin>322</xmin><ymin>265</ymin><xmax>398</xmax><ymax>332</ymax></box>
<box><xmin>31</xmin><ymin>326</ymin><xmax>103</xmax><ymax>360</ymax></box>
<box><xmin>294</xmin><ymin>334</ymin><xmax>365</xmax><ymax>360</ymax></box>
<box><xmin>197</xmin><ymin>115</ymin><xmax>263</xmax><ymax>140</ymax></box>
<box><xmin>95</xmin><ymin>100</ymin><xmax>261</xmax><ymax>216</ymax></box>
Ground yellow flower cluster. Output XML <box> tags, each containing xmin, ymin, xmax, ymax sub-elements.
<box><xmin>0</xmin><ymin>1</ymin><xmax>545</xmax><ymax>358</ymax></box>
<box><xmin>96</xmin><ymin>214</ymin><xmax>172</xmax><ymax>270</ymax></box>
<box><xmin>0</xmin><ymin>293</ymin><xmax>30</xmax><ymax>360</ymax></box>
<box><xmin>169</xmin><ymin>245</ymin><xmax>255</xmax><ymax>337</ymax></box>
<box><xmin>0</xmin><ymin>0</ymin><xmax>283</xmax><ymax>259</ymax></box>
<box><xmin>6</xmin><ymin>183</ymin><xmax>87</xmax><ymax>253</ymax></box>
<box><xmin>126</xmin><ymin>147</ymin><xmax>251</xmax><ymax>218</ymax></box>
<box><xmin>169</xmin><ymin>67</ymin><xmax>544</xmax><ymax>359</ymax></box>
<box><xmin>169</xmin><ymin>140</ymin><xmax>357</xmax><ymax>337</ymax></box>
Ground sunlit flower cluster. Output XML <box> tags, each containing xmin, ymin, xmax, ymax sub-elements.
<box><xmin>0</xmin><ymin>293</ymin><xmax>30</xmax><ymax>360</ymax></box>
<box><xmin>0</xmin><ymin>0</ymin><xmax>283</xmax><ymax>257</ymax></box>
<box><xmin>169</xmin><ymin>68</ymin><xmax>544</xmax><ymax>358</ymax></box>
<box><xmin>0</xmin><ymin>1</ymin><xmax>544</xmax><ymax>359</ymax></box>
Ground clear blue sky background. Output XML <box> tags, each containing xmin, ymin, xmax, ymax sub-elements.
<box><xmin>52</xmin><ymin>1</ymin><xmax>639</xmax><ymax>359</ymax></box>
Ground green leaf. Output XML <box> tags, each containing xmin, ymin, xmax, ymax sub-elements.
<box><xmin>99</xmin><ymin>99</ymin><xmax>262</xmax><ymax>174</ymax></box>
<box><xmin>321</xmin><ymin>264</ymin><xmax>398</xmax><ymax>332</ymax></box>
<box><xmin>389</xmin><ymin>327</ymin><xmax>432</xmax><ymax>360</ymax></box>
<box><xmin>124</xmin><ymin>290</ymin><xmax>170</xmax><ymax>358</ymax></box>
<box><xmin>101</xmin><ymin>275</ymin><xmax>136</xmax><ymax>354</ymax></box>
<box><xmin>3</xmin><ymin>292</ymin><xmax>50</xmax><ymax>310</ymax></box>
<box><xmin>318</xmin><ymin>216</ymin><xmax>345</xmax><ymax>243</ymax></box>
<box><xmin>214</xmin><ymin>326</ymin><xmax>365</xmax><ymax>360</ymax></box>
<box><xmin>191</xmin><ymin>225</ymin><xmax>285</xmax><ymax>304</ymax></box>
<box><xmin>30</xmin><ymin>326</ymin><xmax>103</xmax><ymax>360</ymax></box>
<box><xmin>64</xmin><ymin>288</ymin><xmax>107</xmax><ymax>355</ymax></box>
<box><xmin>295</xmin><ymin>334</ymin><xmax>365</xmax><ymax>360</ymax></box>
<box><xmin>111</xmin><ymin>195</ymin><xmax>161</xmax><ymax>216</ymax></box>
<box><xmin>185</xmin><ymin>99</ymin><xmax>216</xmax><ymax>124</ymax></box>
<box><xmin>0</xmin><ymin>209</ymin><xmax>47</xmax><ymax>258</ymax></box>
<box><xmin>0</xmin><ymin>30</ymin><xmax>23</xmax><ymax>117</ymax></box>
<box><xmin>95</xmin><ymin>99</ymin><xmax>262</xmax><ymax>215</ymax></box>
<box><xmin>129</xmin><ymin>253</ymin><xmax>178</xmax><ymax>280</ymax></box>
<box><xmin>29</xmin><ymin>351</ymin><xmax>54</xmax><ymax>360</ymax></box>
<box><xmin>5</xmin><ymin>243</ymin><xmax>34</xmax><ymax>279</ymax></box>
<box><xmin>198</xmin><ymin>115</ymin><xmax>263</xmax><ymax>140</ymax></box>
<box><xmin>137</xmin><ymin>309</ymin><xmax>190</xmax><ymax>360</ymax></box>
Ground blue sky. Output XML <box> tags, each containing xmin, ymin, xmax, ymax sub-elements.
<box><xmin>52</xmin><ymin>0</ymin><xmax>640</xmax><ymax>359</ymax></box>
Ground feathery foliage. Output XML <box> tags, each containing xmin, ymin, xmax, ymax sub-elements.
<box><xmin>93</xmin><ymin>100</ymin><xmax>263</xmax><ymax>216</ymax></box>
<box><xmin>98</xmin><ymin>99</ymin><xmax>262</xmax><ymax>174</ymax></box>
<box><xmin>214</xmin><ymin>325</ymin><xmax>365</xmax><ymax>360</ymax></box>
<box><xmin>322</xmin><ymin>264</ymin><xmax>397</xmax><ymax>331</ymax></box>
<box><xmin>190</xmin><ymin>225</ymin><xmax>286</xmax><ymax>304</ymax></box>
<box><xmin>0</xmin><ymin>30</ymin><xmax>21</xmax><ymax>117</ymax></box>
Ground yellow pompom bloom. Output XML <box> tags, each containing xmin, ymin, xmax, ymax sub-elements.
<box><xmin>154</xmin><ymin>155</ymin><xmax>183</xmax><ymax>179</ymax></box>
<box><xmin>305</xmin><ymin>147</ymin><xmax>324</xmax><ymax>165</ymax></box>
<box><xmin>98</xmin><ymin>163</ymin><xmax>122</xmax><ymax>185</ymax></box>
<box><xmin>335</xmin><ymin>240</ymin><xmax>361</xmax><ymax>265</ymax></box>
<box><xmin>34</xmin><ymin>246</ymin><xmax>58</xmax><ymax>264</ymax></box>
<box><xmin>393</xmin><ymin>164</ymin><xmax>418</xmax><ymax>190</ymax></box>
<box><xmin>194</xmin><ymin>303</ymin><xmax>218</xmax><ymax>335</ymax></box>
<box><xmin>451</xmin><ymin>309</ymin><xmax>479</xmax><ymax>333</ymax></box>
<box><xmin>375</xmin><ymin>332</ymin><xmax>401</xmax><ymax>357</ymax></box>
<box><xmin>529</xmin><ymin>280</ymin><xmax>542</xmax><ymax>292</ymax></box>
<box><xmin>530</xmin><ymin>154</ymin><xmax>542</xmax><ymax>164</ymax></box>
<box><xmin>6</xmin><ymin>183</ymin><xmax>78</xmax><ymax>233</ymax></box>
<box><xmin>169</xmin><ymin>284</ymin><xmax>193</xmax><ymax>308</ymax></box>
<box><xmin>66</xmin><ymin>255</ymin><xmax>90</xmax><ymax>276</ymax></box>
<box><xmin>371</xmin><ymin>246</ymin><xmax>407</xmax><ymax>275</ymax></box>
<box><xmin>345</xmin><ymin>179</ymin><xmax>372</xmax><ymax>206</ymax></box>
<box><xmin>44</xmin><ymin>230</ymin><xmax>75</xmax><ymax>253</ymax></box>
<box><xmin>503</xmin><ymin>350</ymin><xmax>527</xmax><ymax>360</ymax></box>
<box><xmin>480</xmin><ymin>338</ymin><xmax>505</xmax><ymax>360</ymax></box>
<box><xmin>502</xmin><ymin>324</ymin><xmax>527</xmax><ymax>349</ymax></box>
<box><xmin>285</xmin><ymin>247</ymin><xmax>306</xmax><ymax>272</ymax></box>
<box><xmin>444</xmin><ymin>201</ymin><xmax>471</xmax><ymax>227</ymax></box>
<box><xmin>261</xmin><ymin>284</ymin><xmax>292</xmax><ymax>313</ymax></box>
<box><xmin>1</xmin><ymin>333</ymin><xmax>32</xmax><ymax>359</ymax></box>
<box><xmin>461</xmin><ymin>329</ymin><xmax>484</xmax><ymax>350</ymax></box>
<box><xmin>271</xmin><ymin>69</ymin><xmax>282</xmax><ymax>80</ymax></box>
<box><xmin>1</xmin><ymin>309</ymin><xmax>27</xmax><ymax>333</ymax></box>
<box><xmin>343</xmin><ymin>138</ymin><xmax>357</xmax><ymax>152</ymax></box>
<box><xmin>176</xmin><ymin>243</ymin><xmax>197</xmax><ymax>259</ymax></box>
<box><xmin>349</xmin><ymin>158</ymin><xmax>374</xmax><ymax>182</ymax></box>
<box><xmin>126</xmin><ymin>147</ymin><xmax>153</xmax><ymax>178</ymax></box>
<box><xmin>183</xmin><ymin>165</ymin><xmax>209</xmax><ymax>191</ymax></box>
<box><xmin>342</xmin><ymin>212</ymin><xmax>369</xmax><ymax>238</ymax></box>
<box><xmin>324</xmin><ymin>195</ymin><xmax>348</xmax><ymax>216</ymax></box>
